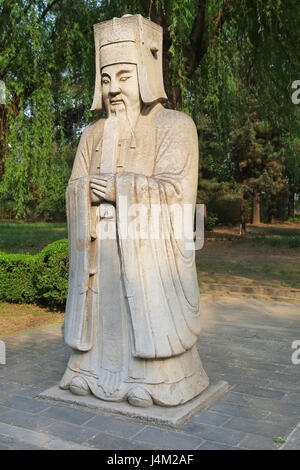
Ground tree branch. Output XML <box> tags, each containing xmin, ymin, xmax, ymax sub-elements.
<box><xmin>0</xmin><ymin>0</ymin><xmax>62</xmax><ymax>80</ymax></box>
<box><xmin>183</xmin><ymin>0</ymin><xmax>207</xmax><ymax>77</ymax></box>
<box><xmin>0</xmin><ymin>0</ymin><xmax>36</xmax><ymax>54</ymax></box>
<box><xmin>39</xmin><ymin>0</ymin><xmax>61</xmax><ymax>22</ymax></box>
<box><xmin>185</xmin><ymin>0</ymin><xmax>232</xmax><ymax>77</ymax></box>
<box><xmin>140</xmin><ymin>0</ymin><xmax>151</xmax><ymax>17</ymax></box>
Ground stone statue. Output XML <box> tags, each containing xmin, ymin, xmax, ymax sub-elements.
<box><xmin>60</xmin><ymin>14</ymin><xmax>209</xmax><ymax>408</ymax></box>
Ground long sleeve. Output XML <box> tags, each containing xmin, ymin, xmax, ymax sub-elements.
<box><xmin>64</xmin><ymin>125</ymin><xmax>95</xmax><ymax>351</ymax></box>
<box><xmin>116</xmin><ymin>110</ymin><xmax>201</xmax><ymax>359</ymax></box>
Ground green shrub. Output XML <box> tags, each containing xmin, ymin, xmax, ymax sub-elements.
<box><xmin>207</xmin><ymin>195</ymin><xmax>243</xmax><ymax>225</ymax></box>
<box><xmin>0</xmin><ymin>252</ymin><xmax>38</xmax><ymax>303</ymax></box>
<box><xmin>0</xmin><ymin>238</ymin><xmax>69</xmax><ymax>308</ymax></box>
<box><xmin>205</xmin><ymin>214</ymin><xmax>218</xmax><ymax>231</ymax></box>
<box><xmin>35</xmin><ymin>239</ymin><xmax>69</xmax><ymax>308</ymax></box>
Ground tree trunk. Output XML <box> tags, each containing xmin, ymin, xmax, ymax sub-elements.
<box><xmin>252</xmin><ymin>192</ymin><xmax>261</xmax><ymax>225</ymax></box>
<box><xmin>162</xmin><ymin>37</ymin><xmax>180</xmax><ymax>109</ymax></box>
<box><xmin>288</xmin><ymin>191</ymin><xmax>296</xmax><ymax>219</ymax></box>
<box><xmin>143</xmin><ymin>1</ymin><xmax>210</xmax><ymax>110</ymax></box>
<box><xmin>268</xmin><ymin>198</ymin><xmax>277</xmax><ymax>224</ymax></box>
<box><xmin>240</xmin><ymin>197</ymin><xmax>247</xmax><ymax>238</ymax></box>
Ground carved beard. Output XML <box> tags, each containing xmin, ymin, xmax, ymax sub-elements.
<box><xmin>108</xmin><ymin>98</ymin><xmax>135</xmax><ymax>140</ymax></box>
<box><xmin>109</xmin><ymin>100</ymin><xmax>126</xmax><ymax>115</ymax></box>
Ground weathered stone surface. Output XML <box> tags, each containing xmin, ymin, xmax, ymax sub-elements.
<box><xmin>39</xmin><ymin>381</ymin><xmax>228</xmax><ymax>428</ymax></box>
<box><xmin>280</xmin><ymin>422</ymin><xmax>300</xmax><ymax>450</ymax></box>
<box><xmin>1</xmin><ymin>295</ymin><xmax>300</xmax><ymax>449</ymax></box>
<box><xmin>0</xmin><ymin>422</ymin><xmax>93</xmax><ymax>450</ymax></box>
<box><xmin>60</xmin><ymin>13</ymin><xmax>210</xmax><ymax>408</ymax></box>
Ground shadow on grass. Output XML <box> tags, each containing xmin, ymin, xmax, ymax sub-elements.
<box><xmin>0</xmin><ymin>220</ymin><xmax>67</xmax><ymax>254</ymax></box>
<box><xmin>205</xmin><ymin>224</ymin><xmax>300</xmax><ymax>248</ymax></box>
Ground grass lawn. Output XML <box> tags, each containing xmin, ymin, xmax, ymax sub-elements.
<box><xmin>205</xmin><ymin>222</ymin><xmax>300</xmax><ymax>247</ymax></box>
<box><xmin>0</xmin><ymin>220</ymin><xmax>67</xmax><ymax>254</ymax></box>
<box><xmin>197</xmin><ymin>222</ymin><xmax>300</xmax><ymax>290</ymax></box>
<box><xmin>0</xmin><ymin>219</ymin><xmax>299</xmax><ymax>337</ymax></box>
<box><xmin>0</xmin><ymin>302</ymin><xmax>64</xmax><ymax>337</ymax></box>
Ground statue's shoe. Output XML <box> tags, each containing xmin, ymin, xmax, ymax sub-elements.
<box><xmin>69</xmin><ymin>376</ymin><xmax>90</xmax><ymax>396</ymax></box>
<box><xmin>127</xmin><ymin>386</ymin><xmax>153</xmax><ymax>408</ymax></box>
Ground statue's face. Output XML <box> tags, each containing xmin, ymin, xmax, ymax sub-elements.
<box><xmin>101</xmin><ymin>63</ymin><xmax>141</xmax><ymax>114</ymax></box>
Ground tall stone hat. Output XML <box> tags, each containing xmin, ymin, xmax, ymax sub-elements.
<box><xmin>91</xmin><ymin>14</ymin><xmax>167</xmax><ymax>111</ymax></box>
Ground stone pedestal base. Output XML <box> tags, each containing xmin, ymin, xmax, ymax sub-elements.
<box><xmin>39</xmin><ymin>380</ymin><xmax>228</xmax><ymax>429</ymax></box>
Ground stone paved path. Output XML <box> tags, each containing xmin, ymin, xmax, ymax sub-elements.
<box><xmin>0</xmin><ymin>294</ymin><xmax>299</xmax><ymax>450</ymax></box>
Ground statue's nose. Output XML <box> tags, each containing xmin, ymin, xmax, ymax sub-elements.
<box><xmin>109</xmin><ymin>82</ymin><xmax>121</xmax><ymax>95</ymax></box>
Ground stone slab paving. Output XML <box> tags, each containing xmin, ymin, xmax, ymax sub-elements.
<box><xmin>0</xmin><ymin>294</ymin><xmax>299</xmax><ymax>450</ymax></box>
<box><xmin>39</xmin><ymin>381</ymin><xmax>229</xmax><ymax>428</ymax></box>
<box><xmin>280</xmin><ymin>422</ymin><xmax>300</xmax><ymax>450</ymax></box>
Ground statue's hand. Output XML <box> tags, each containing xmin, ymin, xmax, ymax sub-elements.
<box><xmin>90</xmin><ymin>175</ymin><xmax>102</xmax><ymax>204</ymax></box>
<box><xmin>90</xmin><ymin>174</ymin><xmax>116</xmax><ymax>203</ymax></box>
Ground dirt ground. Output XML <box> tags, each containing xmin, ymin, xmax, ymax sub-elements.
<box><xmin>213</xmin><ymin>221</ymin><xmax>300</xmax><ymax>235</ymax></box>
<box><xmin>0</xmin><ymin>303</ymin><xmax>64</xmax><ymax>337</ymax></box>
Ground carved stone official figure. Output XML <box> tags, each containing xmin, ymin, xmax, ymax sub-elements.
<box><xmin>60</xmin><ymin>14</ymin><xmax>209</xmax><ymax>407</ymax></box>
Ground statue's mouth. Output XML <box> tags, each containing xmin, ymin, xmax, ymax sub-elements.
<box><xmin>110</xmin><ymin>99</ymin><xmax>123</xmax><ymax>105</ymax></box>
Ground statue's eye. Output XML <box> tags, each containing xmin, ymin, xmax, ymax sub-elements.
<box><xmin>102</xmin><ymin>79</ymin><xmax>110</xmax><ymax>85</ymax></box>
<box><xmin>120</xmin><ymin>76</ymin><xmax>130</xmax><ymax>82</ymax></box>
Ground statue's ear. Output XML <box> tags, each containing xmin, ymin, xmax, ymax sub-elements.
<box><xmin>150</xmin><ymin>45</ymin><xmax>159</xmax><ymax>59</ymax></box>
<box><xmin>136</xmin><ymin>16</ymin><xmax>167</xmax><ymax>104</ymax></box>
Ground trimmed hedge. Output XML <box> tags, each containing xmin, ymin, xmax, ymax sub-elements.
<box><xmin>207</xmin><ymin>195</ymin><xmax>244</xmax><ymax>226</ymax></box>
<box><xmin>0</xmin><ymin>252</ymin><xmax>38</xmax><ymax>303</ymax></box>
<box><xmin>35</xmin><ymin>238</ymin><xmax>69</xmax><ymax>307</ymax></box>
<box><xmin>0</xmin><ymin>239</ymin><xmax>69</xmax><ymax>308</ymax></box>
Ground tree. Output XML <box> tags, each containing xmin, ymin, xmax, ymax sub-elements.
<box><xmin>282</xmin><ymin>132</ymin><xmax>300</xmax><ymax>218</ymax></box>
<box><xmin>229</xmin><ymin>117</ymin><xmax>286</xmax><ymax>231</ymax></box>
<box><xmin>0</xmin><ymin>0</ymin><xmax>103</xmax><ymax>218</ymax></box>
<box><xmin>0</xmin><ymin>0</ymin><xmax>299</xmax><ymax>220</ymax></box>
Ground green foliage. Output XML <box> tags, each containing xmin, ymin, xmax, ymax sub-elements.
<box><xmin>282</xmin><ymin>132</ymin><xmax>300</xmax><ymax>193</ymax></box>
<box><xmin>0</xmin><ymin>0</ymin><xmax>105</xmax><ymax>220</ymax></box>
<box><xmin>0</xmin><ymin>78</ymin><xmax>70</xmax><ymax>219</ymax></box>
<box><xmin>267</xmin><ymin>236</ymin><xmax>300</xmax><ymax>248</ymax></box>
<box><xmin>0</xmin><ymin>251</ymin><xmax>38</xmax><ymax>303</ymax></box>
<box><xmin>209</xmin><ymin>195</ymin><xmax>243</xmax><ymax>226</ymax></box>
<box><xmin>0</xmin><ymin>238</ymin><xmax>69</xmax><ymax>308</ymax></box>
<box><xmin>273</xmin><ymin>437</ymin><xmax>286</xmax><ymax>445</ymax></box>
<box><xmin>35</xmin><ymin>238</ymin><xmax>69</xmax><ymax>308</ymax></box>
<box><xmin>199</xmin><ymin>179</ymin><xmax>247</xmax><ymax>225</ymax></box>
<box><xmin>229</xmin><ymin>118</ymin><xmax>286</xmax><ymax>196</ymax></box>
<box><xmin>0</xmin><ymin>1</ymin><xmax>299</xmax><ymax>222</ymax></box>
<box><xmin>0</xmin><ymin>220</ymin><xmax>67</xmax><ymax>253</ymax></box>
<box><xmin>205</xmin><ymin>214</ymin><xmax>218</xmax><ymax>231</ymax></box>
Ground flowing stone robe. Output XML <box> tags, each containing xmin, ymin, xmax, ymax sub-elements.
<box><xmin>60</xmin><ymin>102</ymin><xmax>209</xmax><ymax>406</ymax></box>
